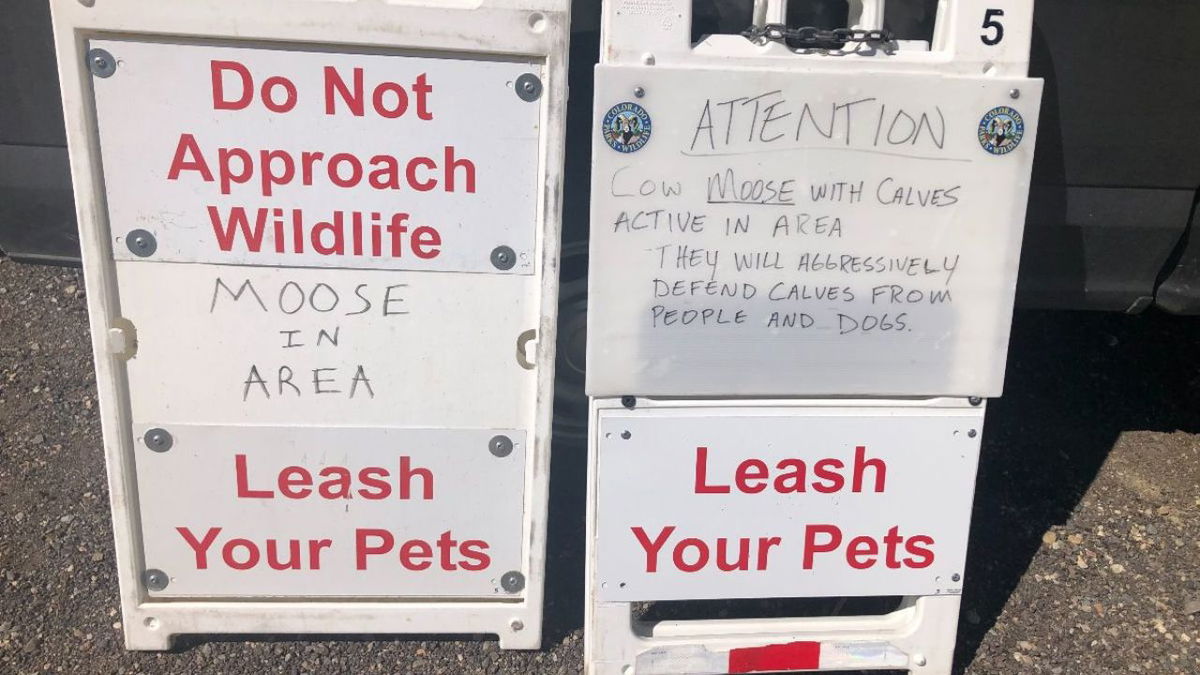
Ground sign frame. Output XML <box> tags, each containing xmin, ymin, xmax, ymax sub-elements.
<box><xmin>584</xmin><ymin>1</ymin><xmax>1040</xmax><ymax>673</ymax></box>
<box><xmin>585</xmin><ymin>397</ymin><xmax>984</xmax><ymax>675</ymax></box>
<box><xmin>50</xmin><ymin>0</ymin><xmax>569</xmax><ymax>650</ymax></box>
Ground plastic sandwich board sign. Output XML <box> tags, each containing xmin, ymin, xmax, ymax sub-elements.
<box><xmin>586</xmin><ymin>0</ymin><xmax>1043</xmax><ymax>399</ymax></box>
<box><xmin>50</xmin><ymin>0</ymin><xmax>568</xmax><ymax>649</ymax></box>
<box><xmin>584</xmin><ymin>1</ymin><xmax>1042</xmax><ymax>674</ymax></box>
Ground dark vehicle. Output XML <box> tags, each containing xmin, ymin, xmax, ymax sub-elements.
<box><xmin>3</xmin><ymin>0</ymin><xmax>1199</xmax><ymax>313</ymax></box>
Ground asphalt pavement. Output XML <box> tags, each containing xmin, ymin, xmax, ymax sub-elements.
<box><xmin>1</xmin><ymin>255</ymin><xmax>1198</xmax><ymax>673</ymax></box>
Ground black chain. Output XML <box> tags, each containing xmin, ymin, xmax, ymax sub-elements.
<box><xmin>742</xmin><ymin>24</ymin><xmax>895</xmax><ymax>50</ymax></box>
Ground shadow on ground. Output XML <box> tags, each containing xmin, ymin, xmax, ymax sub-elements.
<box><xmin>954</xmin><ymin>308</ymin><xmax>1200</xmax><ymax>671</ymax></box>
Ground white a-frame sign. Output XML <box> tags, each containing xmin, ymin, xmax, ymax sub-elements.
<box><xmin>585</xmin><ymin>0</ymin><xmax>1042</xmax><ymax>673</ymax></box>
<box><xmin>51</xmin><ymin>0</ymin><xmax>569</xmax><ymax>650</ymax></box>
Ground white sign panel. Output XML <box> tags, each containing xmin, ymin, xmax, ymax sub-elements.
<box><xmin>594</xmin><ymin>408</ymin><xmax>982</xmax><ymax>602</ymax></box>
<box><xmin>115</xmin><ymin>261</ymin><xmax>536</xmax><ymax>429</ymax></box>
<box><xmin>92</xmin><ymin>39</ymin><xmax>540</xmax><ymax>274</ymax></box>
<box><xmin>137</xmin><ymin>425</ymin><xmax>525</xmax><ymax>597</ymax></box>
<box><xmin>587</xmin><ymin>66</ymin><xmax>1042</xmax><ymax>397</ymax></box>
<box><xmin>55</xmin><ymin>0</ymin><xmax>567</xmax><ymax>649</ymax></box>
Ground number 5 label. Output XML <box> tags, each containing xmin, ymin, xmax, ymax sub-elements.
<box><xmin>981</xmin><ymin>8</ymin><xmax>1005</xmax><ymax>45</ymax></box>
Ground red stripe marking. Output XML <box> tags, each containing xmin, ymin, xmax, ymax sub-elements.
<box><xmin>728</xmin><ymin>641</ymin><xmax>821</xmax><ymax>673</ymax></box>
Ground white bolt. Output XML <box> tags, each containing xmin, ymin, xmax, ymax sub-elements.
<box><xmin>913</xmin><ymin>653</ymin><xmax>928</xmax><ymax>666</ymax></box>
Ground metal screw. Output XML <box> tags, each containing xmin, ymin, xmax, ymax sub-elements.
<box><xmin>490</xmin><ymin>245</ymin><xmax>516</xmax><ymax>271</ymax></box>
<box><xmin>951</xmin><ymin>573</ymin><xmax>962</xmax><ymax>582</ymax></box>
<box><xmin>489</xmin><ymin>435</ymin><xmax>513</xmax><ymax>458</ymax></box>
<box><xmin>1009</xmin><ymin>88</ymin><xmax>1021</xmax><ymax>99</ymax></box>
<box><xmin>510</xmin><ymin>619</ymin><xmax>525</xmax><ymax>632</ymax></box>
<box><xmin>968</xmin><ymin>396</ymin><xmax>983</xmax><ymax>407</ymax></box>
<box><xmin>500</xmin><ymin>571</ymin><xmax>525</xmax><ymax>594</ymax></box>
<box><xmin>143</xmin><ymin>569</ymin><xmax>169</xmax><ymax>592</ymax></box>
<box><xmin>125</xmin><ymin>229</ymin><xmax>157</xmax><ymax>258</ymax></box>
<box><xmin>913</xmin><ymin>654</ymin><xmax>928</xmax><ymax>667</ymax></box>
<box><xmin>144</xmin><ymin>428</ymin><xmax>173</xmax><ymax>453</ymax></box>
<box><xmin>88</xmin><ymin>48</ymin><xmax>116</xmax><ymax>78</ymax></box>
<box><xmin>514</xmin><ymin>73</ymin><xmax>542</xmax><ymax>102</ymax></box>
<box><xmin>968</xmin><ymin>429</ymin><xmax>978</xmax><ymax>438</ymax></box>
<box><xmin>621</xmin><ymin>396</ymin><xmax>636</xmax><ymax>409</ymax></box>
<box><xmin>633</xmin><ymin>86</ymin><xmax>646</xmax><ymax>98</ymax></box>
<box><xmin>620</xmin><ymin>431</ymin><xmax>631</xmax><ymax>440</ymax></box>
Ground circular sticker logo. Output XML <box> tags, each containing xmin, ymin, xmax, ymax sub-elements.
<box><xmin>978</xmin><ymin>106</ymin><xmax>1025</xmax><ymax>155</ymax></box>
<box><xmin>602</xmin><ymin>102</ymin><xmax>652</xmax><ymax>153</ymax></box>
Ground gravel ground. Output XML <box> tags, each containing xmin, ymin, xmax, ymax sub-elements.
<box><xmin>1</xmin><ymin>254</ymin><xmax>1198</xmax><ymax>674</ymax></box>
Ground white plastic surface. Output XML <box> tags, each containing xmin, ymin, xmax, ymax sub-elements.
<box><xmin>93</xmin><ymin>39</ymin><xmax>540</xmax><ymax>274</ymax></box>
<box><xmin>594</xmin><ymin>407</ymin><xmax>982</xmax><ymax>602</ymax></box>
<box><xmin>136</xmin><ymin>425</ymin><xmax>526</xmax><ymax>598</ymax></box>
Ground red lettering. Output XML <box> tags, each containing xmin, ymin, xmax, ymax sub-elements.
<box><xmin>459</xmin><ymin>540</ymin><xmax>491</xmax><ymax>571</ymax></box>
<box><xmin>222</xmin><ymin>538</ymin><xmax>260</xmax><ymax>570</ymax></box>
<box><xmin>883</xmin><ymin>525</ymin><xmax>905</xmax><ymax>569</ymax></box>
<box><xmin>399</xmin><ymin>539</ymin><xmax>432</xmax><ymax>571</ymax></box>
<box><xmin>811</xmin><ymin>458</ymin><xmax>845</xmax><ymax>493</ymax></box>
<box><xmin>372</xmin><ymin>81</ymin><xmax>409</xmax><ymax>118</ymax></box>
<box><xmin>167</xmin><ymin>133</ymin><xmax>214</xmax><ymax>182</ymax></box>
<box><xmin>261</xmin><ymin>76</ymin><xmax>298</xmax><ymax>113</ymax></box>
<box><xmin>325</xmin><ymin>66</ymin><xmax>364</xmax><ymax>116</ymax></box>
<box><xmin>631</xmin><ymin>525</ymin><xmax>675</xmax><ymax>572</ymax></box>
<box><xmin>802</xmin><ymin>524</ymin><xmax>842</xmax><ymax>569</ymax></box>
<box><xmin>672</xmin><ymin>538</ymin><xmax>709</xmax><ymax>573</ymax></box>
<box><xmin>413</xmin><ymin>73</ymin><xmax>433</xmax><ymax>120</ymax></box>
<box><xmin>217</xmin><ymin>147</ymin><xmax>253</xmax><ymax>194</ymax></box>
<box><xmin>693</xmin><ymin>446</ymin><xmax>730</xmax><ymax>494</ymax></box>
<box><xmin>278</xmin><ymin>466</ymin><xmax>313</xmax><ymax>499</ymax></box>
<box><xmin>735</xmin><ymin>458</ymin><xmax>769</xmax><ymax>494</ymax></box>
<box><xmin>208</xmin><ymin>205</ymin><xmax>267</xmax><ymax>253</ymax></box>
<box><xmin>176</xmin><ymin>526</ymin><xmax>221</xmax><ymax>569</ymax></box>
<box><xmin>406</xmin><ymin>156</ymin><xmax>438</xmax><ymax>191</ymax></box>
<box><xmin>444</xmin><ymin>146</ymin><xmax>475</xmax><ymax>193</ymax></box>
<box><xmin>411</xmin><ymin>226</ymin><xmax>441</xmax><ymax>259</ymax></box>
<box><xmin>234</xmin><ymin>454</ymin><xmax>273</xmax><ymax>498</ymax></box>
<box><xmin>852</xmin><ymin>445</ymin><xmax>887</xmax><ymax>493</ymax></box>
<box><xmin>211</xmin><ymin>60</ymin><xmax>253</xmax><ymax>110</ymax></box>
<box><xmin>355</xmin><ymin>528</ymin><xmax>394</xmax><ymax>569</ymax></box>
<box><xmin>399</xmin><ymin>456</ymin><xmax>434</xmax><ymax>500</ymax></box>
<box><xmin>358</xmin><ymin>467</ymin><xmax>390</xmax><ymax>499</ymax></box>
<box><xmin>904</xmin><ymin>535</ymin><xmax>936</xmax><ymax>569</ymax></box>
<box><xmin>436</xmin><ymin>530</ymin><xmax>458</xmax><ymax>571</ymax></box>
<box><xmin>260</xmin><ymin>149</ymin><xmax>295</xmax><ymax>196</ymax></box>
<box><xmin>846</xmin><ymin>535</ymin><xmax>878</xmax><ymax>569</ymax></box>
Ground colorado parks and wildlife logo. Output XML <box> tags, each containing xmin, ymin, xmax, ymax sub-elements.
<box><xmin>978</xmin><ymin>106</ymin><xmax>1025</xmax><ymax>155</ymax></box>
<box><xmin>602</xmin><ymin>101</ymin><xmax>652</xmax><ymax>153</ymax></box>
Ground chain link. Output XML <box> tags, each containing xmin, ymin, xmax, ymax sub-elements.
<box><xmin>742</xmin><ymin>23</ymin><xmax>895</xmax><ymax>50</ymax></box>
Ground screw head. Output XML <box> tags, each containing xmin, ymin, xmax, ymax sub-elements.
<box><xmin>514</xmin><ymin>73</ymin><xmax>542</xmax><ymax>102</ymax></box>
<box><xmin>621</xmin><ymin>396</ymin><xmax>636</xmax><ymax>409</ymax></box>
<box><xmin>1009</xmin><ymin>88</ymin><xmax>1021</xmax><ymax>99</ymax></box>
<box><xmin>968</xmin><ymin>396</ymin><xmax>983</xmax><ymax>406</ymax></box>
<box><xmin>489</xmin><ymin>435</ymin><xmax>513</xmax><ymax>458</ymax></box>
<box><xmin>500</xmin><ymin>571</ymin><xmax>525</xmax><ymax>594</ymax></box>
<box><xmin>144</xmin><ymin>428</ymin><xmax>173</xmax><ymax>453</ymax></box>
<box><xmin>633</xmin><ymin>86</ymin><xmax>646</xmax><ymax>98</ymax></box>
<box><xmin>87</xmin><ymin>48</ymin><xmax>116</xmax><ymax>78</ymax></box>
<box><xmin>510</xmin><ymin>619</ymin><xmax>525</xmax><ymax>632</ymax></box>
<box><xmin>951</xmin><ymin>573</ymin><xmax>962</xmax><ymax>582</ymax></box>
<box><xmin>125</xmin><ymin>229</ymin><xmax>157</xmax><ymax>258</ymax></box>
<box><xmin>967</xmin><ymin>429</ymin><xmax>978</xmax><ymax>438</ymax></box>
<box><xmin>490</xmin><ymin>245</ymin><xmax>516</xmax><ymax>271</ymax></box>
<box><xmin>620</xmin><ymin>430</ymin><xmax>631</xmax><ymax>440</ymax></box>
<box><xmin>143</xmin><ymin>569</ymin><xmax>169</xmax><ymax>592</ymax></box>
